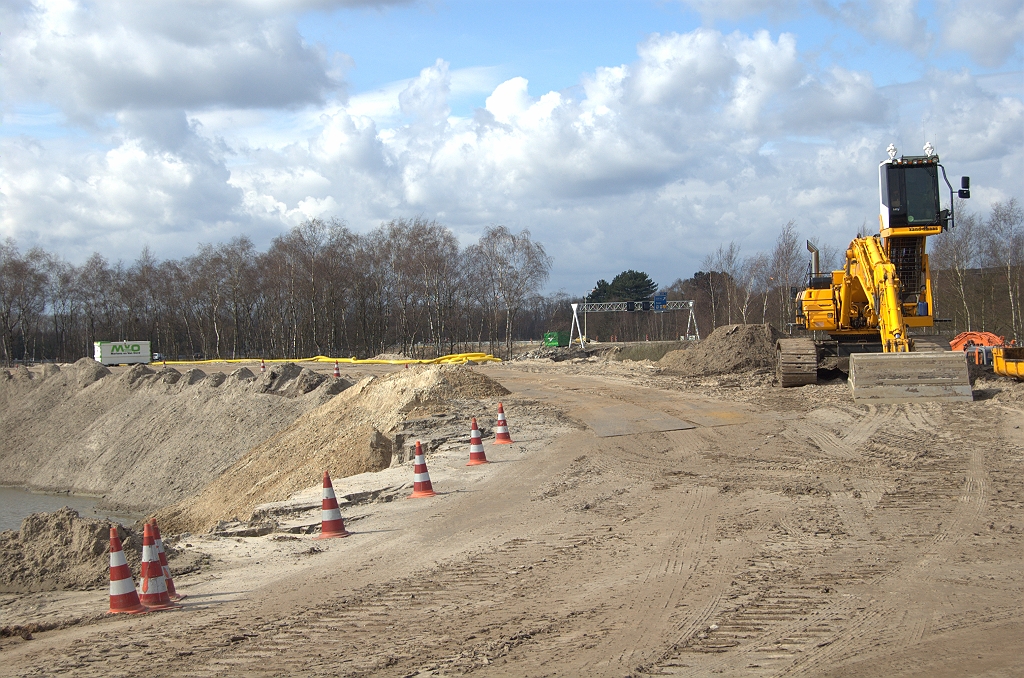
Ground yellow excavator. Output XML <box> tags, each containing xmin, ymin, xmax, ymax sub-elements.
<box><xmin>777</xmin><ymin>143</ymin><xmax>973</xmax><ymax>402</ymax></box>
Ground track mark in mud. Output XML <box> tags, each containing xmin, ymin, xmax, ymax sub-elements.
<box><xmin>654</xmin><ymin>504</ymin><xmax>847</xmax><ymax>675</ymax></box>
<box><xmin>580</xmin><ymin>487</ymin><xmax>717</xmax><ymax>673</ymax></box>
<box><xmin>781</xmin><ymin>403</ymin><xmax>898</xmax><ymax>461</ymax></box>
<box><xmin>43</xmin><ymin>531</ymin><xmax>638</xmax><ymax>678</ymax></box>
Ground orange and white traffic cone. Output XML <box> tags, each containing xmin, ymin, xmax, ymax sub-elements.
<box><xmin>108</xmin><ymin>527</ymin><xmax>146</xmax><ymax>615</ymax></box>
<box><xmin>315</xmin><ymin>471</ymin><xmax>351</xmax><ymax>539</ymax></box>
<box><xmin>409</xmin><ymin>441</ymin><xmax>436</xmax><ymax>498</ymax></box>
<box><xmin>260</xmin><ymin>358</ymin><xmax>266</xmax><ymax>374</ymax></box>
<box><xmin>333</xmin><ymin>361</ymin><xmax>341</xmax><ymax>379</ymax></box>
<box><xmin>494</xmin><ymin>403</ymin><xmax>514</xmax><ymax>444</ymax></box>
<box><xmin>467</xmin><ymin>418</ymin><xmax>488</xmax><ymax>466</ymax></box>
<box><xmin>149</xmin><ymin>519</ymin><xmax>184</xmax><ymax>601</ymax></box>
<box><xmin>138</xmin><ymin>523</ymin><xmax>176</xmax><ymax>611</ymax></box>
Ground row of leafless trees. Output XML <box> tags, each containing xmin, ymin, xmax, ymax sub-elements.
<box><xmin>654</xmin><ymin>220</ymin><xmax>828</xmax><ymax>338</ymax></box>
<box><xmin>0</xmin><ymin>218</ymin><xmax>558</xmax><ymax>365</ymax></box>
<box><xmin>930</xmin><ymin>199</ymin><xmax>1024</xmax><ymax>339</ymax></box>
<box><xmin>686</xmin><ymin>198</ymin><xmax>1023</xmax><ymax>340</ymax></box>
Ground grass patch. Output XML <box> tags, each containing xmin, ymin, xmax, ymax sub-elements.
<box><xmin>612</xmin><ymin>341</ymin><xmax>691</xmax><ymax>362</ymax></box>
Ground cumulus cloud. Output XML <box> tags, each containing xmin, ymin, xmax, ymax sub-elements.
<box><xmin>941</xmin><ymin>0</ymin><xmax>1024</xmax><ymax>68</ymax></box>
<box><xmin>0</xmin><ymin>0</ymin><xmax>342</xmax><ymax>117</ymax></box>
<box><xmin>677</xmin><ymin>0</ymin><xmax>801</xmax><ymax>22</ymax></box>
<box><xmin>0</xmin><ymin>123</ymin><xmax>245</xmax><ymax>255</ymax></box>
<box><xmin>225</xmin><ymin>27</ymin><xmax>1020</xmax><ymax>288</ymax></box>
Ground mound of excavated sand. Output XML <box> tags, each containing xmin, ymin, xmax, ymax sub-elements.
<box><xmin>659</xmin><ymin>324</ymin><xmax>782</xmax><ymax>376</ymax></box>
<box><xmin>157</xmin><ymin>365</ymin><xmax>510</xmax><ymax>534</ymax></box>
<box><xmin>0</xmin><ymin>359</ymin><xmax>348</xmax><ymax>513</ymax></box>
<box><xmin>371</xmin><ymin>353</ymin><xmax>409</xmax><ymax>361</ymax></box>
<box><xmin>0</xmin><ymin>508</ymin><xmax>141</xmax><ymax>593</ymax></box>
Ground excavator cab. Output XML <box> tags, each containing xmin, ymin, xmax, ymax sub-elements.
<box><xmin>880</xmin><ymin>158</ymin><xmax>943</xmax><ymax>229</ymax></box>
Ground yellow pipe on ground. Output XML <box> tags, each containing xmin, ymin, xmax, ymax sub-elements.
<box><xmin>159</xmin><ymin>352</ymin><xmax>501</xmax><ymax>366</ymax></box>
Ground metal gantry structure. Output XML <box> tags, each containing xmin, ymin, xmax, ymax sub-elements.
<box><xmin>569</xmin><ymin>300</ymin><xmax>700</xmax><ymax>348</ymax></box>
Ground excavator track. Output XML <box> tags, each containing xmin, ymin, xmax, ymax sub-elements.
<box><xmin>776</xmin><ymin>338</ymin><xmax>818</xmax><ymax>387</ymax></box>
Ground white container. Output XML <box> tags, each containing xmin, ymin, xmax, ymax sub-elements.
<box><xmin>93</xmin><ymin>341</ymin><xmax>152</xmax><ymax>366</ymax></box>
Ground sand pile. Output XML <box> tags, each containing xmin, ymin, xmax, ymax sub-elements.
<box><xmin>659</xmin><ymin>324</ymin><xmax>782</xmax><ymax>376</ymax></box>
<box><xmin>157</xmin><ymin>365</ymin><xmax>510</xmax><ymax>534</ymax></box>
<box><xmin>0</xmin><ymin>508</ymin><xmax>140</xmax><ymax>593</ymax></box>
<box><xmin>0</xmin><ymin>359</ymin><xmax>347</xmax><ymax>513</ymax></box>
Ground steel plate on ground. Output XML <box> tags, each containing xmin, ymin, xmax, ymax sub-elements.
<box><xmin>849</xmin><ymin>352</ymin><xmax>972</xmax><ymax>403</ymax></box>
<box><xmin>580</xmin><ymin>403</ymin><xmax>697</xmax><ymax>438</ymax></box>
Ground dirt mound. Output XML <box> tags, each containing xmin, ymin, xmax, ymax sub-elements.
<box><xmin>659</xmin><ymin>324</ymin><xmax>782</xmax><ymax>376</ymax></box>
<box><xmin>257</xmin><ymin>363</ymin><xmax>335</xmax><ymax>397</ymax></box>
<box><xmin>0</xmin><ymin>507</ymin><xmax>140</xmax><ymax>593</ymax></box>
<box><xmin>513</xmin><ymin>346</ymin><xmax>588</xmax><ymax>362</ymax></box>
<box><xmin>371</xmin><ymin>353</ymin><xmax>409</xmax><ymax>361</ymax></box>
<box><xmin>0</xmin><ymin>360</ymin><xmax>347</xmax><ymax>513</ymax></box>
<box><xmin>157</xmin><ymin>365</ymin><xmax>510</xmax><ymax>533</ymax></box>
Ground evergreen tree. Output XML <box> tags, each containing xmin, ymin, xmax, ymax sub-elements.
<box><xmin>610</xmin><ymin>270</ymin><xmax>657</xmax><ymax>301</ymax></box>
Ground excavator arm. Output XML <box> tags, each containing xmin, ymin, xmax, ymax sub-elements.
<box><xmin>841</xmin><ymin>234</ymin><xmax>969</xmax><ymax>401</ymax></box>
<box><xmin>844</xmin><ymin>236</ymin><xmax>911</xmax><ymax>352</ymax></box>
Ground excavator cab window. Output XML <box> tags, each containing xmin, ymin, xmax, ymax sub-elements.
<box><xmin>882</xmin><ymin>163</ymin><xmax>941</xmax><ymax>227</ymax></box>
<box><xmin>904</xmin><ymin>167</ymin><xmax>938</xmax><ymax>223</ymax></box>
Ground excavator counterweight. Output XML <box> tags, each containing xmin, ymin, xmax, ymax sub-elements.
<box><xmin>782</xmin><ymin>143</ymin><xmax>973</xmax><ymax>403</ymax></box>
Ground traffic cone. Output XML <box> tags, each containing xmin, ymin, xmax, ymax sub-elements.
<box><xmin>108</xmin><ymin>527</ymin><xmax>146</xmax><ymax>615</ymax></box>
<box><xmin>149</xmin><ymin>519</ymin><xmax>184</xmax><ymax>601</ymax></box>
<box><xmin>260</xmin><ymin>358</ymin><xmax>266</xmax><ymax>373</ymax></box>
<box><xmin>315</xmin><ymin>471</ymin><xmax>351</xmax><ymax>539</ymax></box>
<box><xmin>467</xmin><ymin>418</ymin><xmax>488</xmax><ymax>465</ymax></box>
<box><xmin>494</xmin><ymin>403</ymin><xmax>514</xmax><ymax>444</ymax></box>
<box><xmin>333</xmin><ymin>361</ymin><xmax>341</xmax><ymax>379</ymax></box>
<box><xmin>138</xmin><ymin>523</ymin><xmax>176</xmax><ymax>611</ymax></box>
<box><xmin>409</xmin><ymin>441</ymin><xmax>436</xmax><ymax>498</ymax></box>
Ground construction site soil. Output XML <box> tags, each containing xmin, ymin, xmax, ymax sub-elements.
<box><xmin>0</xmin><ymin>337</ymin><xmax>1021</xmax><ymax>677</ymax></box>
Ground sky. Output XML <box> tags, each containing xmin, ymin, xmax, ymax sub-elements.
<box><xmin>1</xmin><ymin>0</ymin><xmax>1022</xmax><ymax>295</ymax></box>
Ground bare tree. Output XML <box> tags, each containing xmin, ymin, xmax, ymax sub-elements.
<box><xmin>985</xmin><ymin>198</ymin><xmax>1024</xmax><ymax>341</ymax></box>
<box><xmin>711</xmin><ymin>242</ymin><xmax>741</xmax><ymax>324</ymax></box>
<box><xmin>474</xmin><ymin>226</ymin><xmax>552</xmax><ymax>359</ymax></box>
<box><xmin>770</xmin><ymin>221</ymin><xmax>802</xmax><ymax>331</ymax></box>
<box><xmin>932</xmin><ymin>200</ymin><xmax>979</xmax><ymax>331</ymax></box>
<box><xmin>697</xmin><ymin>256</ymin><xmax>721</xmax><ymax>329</ymax></box>
<box><xmin>738</xmin><ymin>253</ymin><xmax>769</xmax><ymax>324</ymax></box>
<box><xmin>0</xmin><ymin>241</ymin><xmax>48</xmax><ymax>365</ymax></box>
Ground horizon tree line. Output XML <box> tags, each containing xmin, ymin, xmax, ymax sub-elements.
<box><xmin>0</xmin><ymin>218</ymin><xmax>557</xmax><ymax>366</ymax></box>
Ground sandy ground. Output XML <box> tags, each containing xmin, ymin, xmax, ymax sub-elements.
<box><xmin>1</xmin><ymin>358</ymin><xmax>1022</xmax><ymax>677</ymax></box>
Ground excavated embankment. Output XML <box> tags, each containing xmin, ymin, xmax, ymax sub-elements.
<box><xmin>156</xmin><ymin>365</ymin><xmax>510</xmax><ymax>534</ymax></box>
<box><xmin>0</xmin><ymin>359</ymin><xmax>346</xmax><ymax>513</ymax></box>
